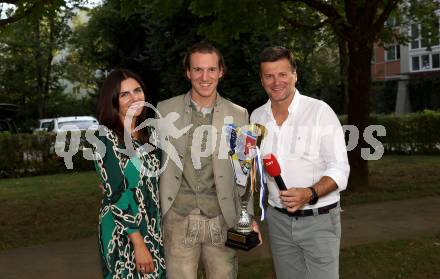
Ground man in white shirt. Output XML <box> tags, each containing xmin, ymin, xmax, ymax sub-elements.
<box><xmin>250</xmin><ymin>46</ymin><xmax>350</xmax><ymax>279</ymax></box>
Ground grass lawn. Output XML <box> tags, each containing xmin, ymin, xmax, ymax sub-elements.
<box><xmin>0</xmin><ymin>154</ymin><xmax>439</xmax><ymax>256</ymax></box>
<box><xmin>236</xmin><ymin>234</ymin><xmax>440</xmax><ymax>279</ymax></box>
<box><xmin>342</xmin><ymin>155</ymin><xmax>440</xmax><ymax>205</ymax></box>
<box><xmin>0</xmin><ymin>171</ymin><xmax>101</xmax><ymax>250</ymax></box>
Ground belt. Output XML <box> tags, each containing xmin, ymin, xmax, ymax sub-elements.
<box><xmin>273</xmin><ymin>202</ymin><xmax>338</xmax><ymax>218</ymax></box>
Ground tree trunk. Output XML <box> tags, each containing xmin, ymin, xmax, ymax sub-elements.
<box><xmin>43</xmin><ymin>15</ymin><xmax>55</xmax><ymax>110</ymax></box>
<box><xmin>338</xmin><ymin>38</ymin><xmax>349</xmax><ymax>114</ymax></box>
<box><xmin>346</xmin><ymin>40</ymin><xmax>373</xmax><ymax>191</ymax></box>
<box><xmin>33</xmin><ymin>19</ymin><xmax>44</xmax><ymax>119</ymax></box>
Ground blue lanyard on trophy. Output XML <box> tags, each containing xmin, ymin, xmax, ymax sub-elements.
<box><xmin>225</xmin><ymin>123</ymin><xmax>268</xmax><ymax>224</ymax></box>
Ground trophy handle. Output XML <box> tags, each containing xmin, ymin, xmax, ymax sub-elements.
<box><xmin>254</xmin><ymin>124</ymin><xmax>266</xmax><ymax>148</ymax></box>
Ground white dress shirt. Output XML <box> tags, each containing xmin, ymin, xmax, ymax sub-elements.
<box><xmin>250</xmin><ymin>90</ymin><xmax>350</xmax><ymax>209</ymax></box>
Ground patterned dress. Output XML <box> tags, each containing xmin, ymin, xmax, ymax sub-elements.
<box><xmin>93</xmin><ymin>127</ymin><xmax>166</xmax><ymax>279</ymax></box>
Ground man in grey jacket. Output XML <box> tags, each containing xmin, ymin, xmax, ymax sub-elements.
<box><xmin>157</xmin><ymin>42</ymin><xmax>261</xmax><ymax>279</ymax></box>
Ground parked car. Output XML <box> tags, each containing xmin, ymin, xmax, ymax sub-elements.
<box><xmin>34</xmin><ymin>118</ymin><xmax>55</xmax><ymax>133</ymax></box>
<box><xmin>48</xmin><ymin>116</ymin><xmax>99</xmax><ymax>133</ymax></box>
<box><xmin>48</xmin><ymin>116</ymin><xmax>99</xmax><ymax>158</ymax></box>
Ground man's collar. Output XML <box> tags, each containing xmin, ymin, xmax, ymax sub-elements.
<box><xmin>190</xmin><ymin>98</ymin><xmax>213</xmax><ymax>115</ymax></box>
<box><xmin>184</xmin><ymin>91</ymin><xmax>222</xmax><ymax>110</ymax></box>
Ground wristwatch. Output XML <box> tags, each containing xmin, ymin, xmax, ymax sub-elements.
<box><xmin>308</xmin><ymin>187</ymin><xmax>318</xmax><ymax>205</ymax></box>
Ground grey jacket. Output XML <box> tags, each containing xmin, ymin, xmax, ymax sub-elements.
<box><xmin>157</xmin><ymin>93</ymin><xmax>250</xmax><ymax>228</ymax></box>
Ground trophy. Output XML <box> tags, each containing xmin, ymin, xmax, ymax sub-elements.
<box><xmin>224</xmin><ymin>123</ymin><xmax>266</xmax><ymax>251</ymax></box>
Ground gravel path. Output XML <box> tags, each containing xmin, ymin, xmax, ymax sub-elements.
<box><xmin>1</xmin><ymin>196</ymin><xmax>439</xmax><ymax>279</ymax></box>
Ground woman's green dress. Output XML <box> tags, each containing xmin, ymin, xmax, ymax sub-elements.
<box><xmin>93</xmin><ymin>127</ymin><xmax>166</xmax><ymax>279</ymax></box>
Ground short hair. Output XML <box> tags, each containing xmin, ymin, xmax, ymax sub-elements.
<box><xmin>259</xmin><ymin>46</ymin><xmax>297</xmax><ymax>72</ymax></box>
<box><xmin>96</xmin><ymin>68</ymin><xmax>150</xmax><ymax>143</ymax></box>
<box><xmin>183</xmin><ymin>42</ymin><xmax>226</xmax><ymax>74</ymax></box>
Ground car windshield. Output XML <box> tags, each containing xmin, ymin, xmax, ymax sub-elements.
<box><xmin>58</xmin><ymin>120</ymin><xmax>97</xmax><ymax>130</ymax></box>
<box><xmin>41</xmin><ymin>122</ymin><xmax>53</xmax><ymax>129</ymax></box>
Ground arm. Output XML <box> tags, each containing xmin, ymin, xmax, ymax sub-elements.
<box><xmin>94</xmin><ymin>131</ymin><xmax>140</xmax><ymax>234</ymax></box>
<box><xmin>280</xmin><ymin>104</ymin><xmax>349</xmax><ymax>212</ymax></box>
<box><xmin>280</xmin><ymin>176</ymin><xmax>337</xmax><ymax>212</ymax></box>
<box><xmin>129</xmin><ymin>231</ymin><xmax>155</xmax><ymax>273</ymax></box>
<box><xmin>94</xmin><ymin>130</ymin><xmax>155</xmax><ymax>271</ymax></box>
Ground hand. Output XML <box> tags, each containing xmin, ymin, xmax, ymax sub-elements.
<box><xmin>98</xmin><ymin>183</ymin><xmax>105</xmax><ymax>194</ymax></box>
<box><xmin>134</xmin><ymin>243</ymin><xmax>155</xmax><ymax>274</ymax></box>
<box><xmin>252</xmin><ymin>220</ymin><xmax>263</xmax><ymax>246</ymax></box>
<box><xmin>129</xmin><ymin>232</ymin><xmax>155</xmax><ymax>274</ymax></box>
<box><xmin>279</xmin><ymin>188</ymin><xmax>311</xmax><ymax>213</ymax></box>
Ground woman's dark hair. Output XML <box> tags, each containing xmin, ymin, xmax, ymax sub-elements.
<box><xmin>97</xmin><ymin>68</ymin><xmax>150</xmax><ymax>144</ymax></box>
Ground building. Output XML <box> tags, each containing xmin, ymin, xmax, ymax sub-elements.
<box><xmin>371</xmin><ymin>13</ymin><xmax>440</xmax><ymax>114</ymax></box>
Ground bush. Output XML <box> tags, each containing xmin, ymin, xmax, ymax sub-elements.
<box><xmin>1</xmin><ymin>111</ymin><xmax>439</xmax><ymax>178</ymax></box>
<box><xmin>0</xmin><ymin>132</ymin><xmax>93</xmax><ymax>178</ymax></box>
<box><xmin>372</xmin><ymin>110</ymin><xmax>440</xmax><ymax>154</ymax></box>
<box><xmin>408</xmin><ymin>76</ymin><xmax>440</xmax><ymax>112</ymax></box>
<box><xmin>341</xmin><ymin>110</ymin><xmax>440</xmax><ymax>154</ymax></box>
<box><xmin>370</xmin><ymin>80</ymin><xmax>398</xmax><ymax>114</ymax></box>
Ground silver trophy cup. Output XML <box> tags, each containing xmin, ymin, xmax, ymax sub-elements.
<box><xmin>225</xmin><ymin>124</ymin><xmax>266</xmax><ymax>250</ymax></box>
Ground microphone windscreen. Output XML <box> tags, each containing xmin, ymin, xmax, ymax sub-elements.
<box><xmin>263</xmin><ymin>154</ymin><xmax>281</xmax><ymax>177</ymax></box>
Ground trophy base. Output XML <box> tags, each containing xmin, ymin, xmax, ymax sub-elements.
<box><xmin>225</xmin><ymin>229</ymin><xmax>260</xmax><ymax>251</ymax></box>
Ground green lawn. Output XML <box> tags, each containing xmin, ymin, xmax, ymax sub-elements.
<box><xmin>237</xmin><ymin>234</ymin><xmax>440</xmax><ymax>279</ymax></box>
<box><xmin>340</xmin><ymin>233</ymin><xmax>440</xmax><ymax>279</ymax></box>
<box><xmin>0</xmin><ymin>154</ymin><xmax>439</xmax><ymax>277</ymax></box>
<box><xmin>0</xmin><ymin>171</ymin><xmax>101</xmax><ymax>250</ymax></box>
<box><xmin>343</xmin><ymin>155</ymin><xmax>440</xmax><ymax>205</ymax></box>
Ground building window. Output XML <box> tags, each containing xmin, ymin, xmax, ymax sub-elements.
<box><xmin>412</xmin><ymin>56</ymin><xmax>420</xmax><ymax>71</ymax></box>
<box><xmin>411</xmin><ymin>24</ymin><xmax>420</xmax><ymax>49</ymax></box>
<box><xmin>433</xmin><ymin>54</ymin><xmax>440</xmax><ymax>68</ymax></box>
<box><xmin>411</xmin><ymin>53</ymin><xmax>440</xmax><ymax>71</ymax></box>
<box><xmin>385</xmin><ymin>45</ymin><xmax>400</xmax><ymax>61</ymax></box>
<box><xmin>410</xmin><ymin>22</ymin><xmax>440</xmax><ymax>50</ymax></box>
<box><xmin>421</xmin><ymin>55</ymin><xmax>430</xmax><ymax>69</ymax></box>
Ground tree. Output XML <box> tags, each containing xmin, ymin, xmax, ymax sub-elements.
<box><xmin>0</xmin><ymin>0</ymin><xmax>72</xmax><ymax>28</ymax></box>
<box><xmin>0</xmin><ymin>2</ymin><xmax>74</xmax><ymax>121</ymax></box>
<box><xmin>72</xmin><ymin>0</ymin><xmax>340</xmax><ymax>114</ymax></box>
<box><xmin>0</xmin><ymin>0</ymin><xmax>42</xmax><ymax>27</ymax></box>
<box><xmin>173</xmin><ymin>0</ymin><xmax>439</xmax><ymax>191</ymax></box>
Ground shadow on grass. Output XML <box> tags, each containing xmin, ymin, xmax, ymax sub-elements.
<box><xmin>230</xmin><ymin>234</ymin><xmax>440</xmax><ymax>279</ymax></box>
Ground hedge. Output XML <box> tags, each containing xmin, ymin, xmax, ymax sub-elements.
<box><xmin>0</xmin><ymin>131</ymin><xmax>93</xmax><ymax>178</ymax></box>
<box><xmin>0</xmin><ymin>111</ymin><xmax>439</xmax><ymax>178</ymax></box>
<box><xmin>342</xmin><ymin>110</ymin><xmax>440</xmax><ymax>154</ymax></box>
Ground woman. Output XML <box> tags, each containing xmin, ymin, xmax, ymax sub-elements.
<box><xmin>93</xmin><ymin>69</ymin><xmax>166</xmax><ymax>279</ymax></box>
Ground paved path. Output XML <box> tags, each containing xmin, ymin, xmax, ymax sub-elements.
<box><xmin>1</xmin><ymin>196</ymin><xmax>439</xmax><ymax>278</ymax></box>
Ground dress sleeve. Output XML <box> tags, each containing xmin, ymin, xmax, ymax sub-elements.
<box><xmin>93</xmin><ymin>130</ymin><xmax>141</xmax><ymax>235</ymax></box>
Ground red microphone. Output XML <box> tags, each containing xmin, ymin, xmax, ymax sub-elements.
<box><xmin>263</xmin><ymin>154</ymin><xmax>287</xmax><ymax>190</ymax></box>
